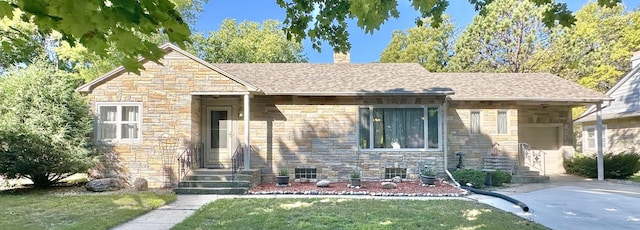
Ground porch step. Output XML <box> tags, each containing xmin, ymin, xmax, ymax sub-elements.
<box><xmin>482</xmin><ymin>156</ymin><xmax>513</xmax><ymax>172</ymax></box>
<box><xmin>512</xmin><ymin>175</ymin><xmax>550</xmax><ymax>184</ymax></box>
<box><xmin>178</xmin><ymin>180</ymin><xmax>252</xmax><ymax>188</ymax></box>
<box><xmin>173</xmin><ymin>187</ymin><xmax>248</xmax><ymax>195</ymax></box>
<box><xmin>175</xmin><ymin>169</ymin><xmax>258</xmax><ymax>195</ymax></box>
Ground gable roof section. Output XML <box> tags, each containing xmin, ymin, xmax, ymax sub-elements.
<box><xmin>214</xmin><ymin>64</ymin><xmax>609</xmax><ymax>102</ymax></box>
<box><xmin>213</xmin><ymin>63</ymin><xmax>454</xmax><ymax>96</ymax></box>
<box><xmin>75</xmin><ymin>43</ymin><xmax>259</xmax><ymax>93</ymax></box>
<box><xmin>575</xmin><ymin>65</ymin><xmax>640</xmax><ymax>123</ymax></box>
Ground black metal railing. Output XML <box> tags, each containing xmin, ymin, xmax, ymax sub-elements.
<box><xmin>518</xmin><ymin>143</ymin><xmax>546</xmax><ymax>175</ymax></box>
<box><xmin>177</xmin><ymin>143</ymin><xmax>202</xmax><ymax>181</ymax></box>
<box><xmin>231</xmin><ymin>144</ymin><xmax>244</xmax><ymax>182</ymax></box>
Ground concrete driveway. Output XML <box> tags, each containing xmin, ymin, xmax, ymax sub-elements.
<box><xmin>471</xmin><ymin>175</ymin><xmax>640</xmax><ymax>230</ymax></box>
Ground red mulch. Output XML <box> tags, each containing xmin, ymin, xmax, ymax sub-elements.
<box><xmin>248</xmin><ymin>180</ymin><xmax>467</xmax><ymax>197</ymax></box>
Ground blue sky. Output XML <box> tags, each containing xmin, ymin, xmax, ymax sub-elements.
<box><xmin>194</xmin><ymin>0</ymin><xmax>640</xmax><ymax>63</ymax></box>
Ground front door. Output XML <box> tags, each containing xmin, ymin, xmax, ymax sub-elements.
<box><xmin>205</xmin><ymin>107</ymin><xmax>231</xmax><ymax>168</ymax></box>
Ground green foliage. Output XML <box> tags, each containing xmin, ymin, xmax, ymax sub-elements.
<box><xmin>276</xmin><ymin>0</ymin><xmax>619</xmax><ymax>54</ymax></box>
<box><xmin>0</xmin><ymin>0</ymin><xmax>192</xmax><ymax>73</ymax></box>
<box><xmin>452</xmin><ymin>169</ymin><xmax>487</xmax><ymax>189</ymax></box>
<box><xmin>0</xmin><ymin>10</ymin><xmax>46</xmax><ymax>71</ymax></box>
<box><xmin>380</xmin><ymin>16</ymin><xmax>454</xmax><ymax>72</ymax></box>
<box><xmin>421</xmin><ymin>167</ymin><xmax>435</xmax><ymax>177</ymax></box>
<box><xmin>350</xmin><ymin>170</ymin><xmax>361</xmax><ymax>179</ymax></box>
<box><xmin>278</xmin><ymin>167</ymin><xmax>289</xmax><ymax>176</ymax></box>
<box><xmin>449</xmin><ymin>0</ymin><xmax>551</xmax><ymax>73</ymax></box>
<box><xmin>0</xmin><ymin>59</ymin><xmax>94</xmax><ymax>188</ymax></box>
<box><xmin>564</xmin><ymin>152</ymin><xmax>640</xmax><ymax>179</ymax></box>
<box><xmin>190</xmin><ymin>19</ymin><xmax>307</xmax><ymax>63</ymax></box>
<box><xmin>490</xmin><ymin>170</ymin><xmax>512</xmax><ymax>186</ymax></box>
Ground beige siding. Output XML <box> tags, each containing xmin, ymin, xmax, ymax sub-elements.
<box><xmin>581</xmin><ymin>117</ymin><xmax>640</xmax><ymax>154</ymax></box>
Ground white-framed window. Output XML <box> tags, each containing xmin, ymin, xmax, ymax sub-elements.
<box><xmin>583</xmin><ymin>125</ymin><xmax>607</xmax><ymax>151</ymax></box>
<box><xmin>470</xmin><ymin>111</ymin><xmax>481</xmax><ymax>134</ymax></box>
<box><xmin>96</xmin><ymin>103</ymin><xmax>142</xmax><ymax>142</ymax></box>
<box><xmin>358</xmin><ymin>106</ymin><xmax>441</xmax><ymax>150</ymax></box>
<box><xmin>497</xmin><ymin>111</ymin><xmax>508</xmax><ymax>134</ymax></box>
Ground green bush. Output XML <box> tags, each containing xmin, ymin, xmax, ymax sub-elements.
<box><xmin>490</xmin><ymin>170</ymin><xmax>512</xmax><ymax>186</ymax></box>
<box><xmin>452</xmin><ymin>169</ymin><xmax>487</xmax><ymax>188</ymax></box>
<box><xmin>564</xmin><ymin>152</ymin><xmax>640</xmax><ymax>179</ymax></box>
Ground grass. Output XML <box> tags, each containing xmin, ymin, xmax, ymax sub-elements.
<box><xmin>173</xmin><ymin>198</ymin><xmax>547</xmax><ymax>230</ymax></box>
<box><xmin>0</xmin><ymin>188</ymin><xmax>176</xmax><ymax>230</ymax></box>
<box><xmin>630</xmin><ymin>173</ymin><xmax>640</xmax><ymax>183</ymax></box>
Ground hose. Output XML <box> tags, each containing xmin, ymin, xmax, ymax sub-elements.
<box><xmin>461</xmin><ymin>186</ymin><xmax>529</xmax><ymax>212</ymax></box>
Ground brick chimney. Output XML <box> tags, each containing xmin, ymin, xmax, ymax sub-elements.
<box><xmin>333</xmin><ymin>52</ymin><xmax>350</xmax><ymax>64</ymax></box>
<box><xmin>632</xmin><ymin>51</ymin><xmax>640</xmax><ymax>69</ymax></box>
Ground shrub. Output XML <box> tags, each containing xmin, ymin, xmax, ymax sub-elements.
<box><xmin>564</xmin><ymin>152</ymin><xmax>640</xmax><ymax>179</ymax></box>
<box><xmin>490</xmin><ymin>170</ymin><xmax>512</xmax><ymax>186</ymax></box>
<box><xmin>452</xmin><ymin>169</ymin><xmax>487</xmax><ymax>188</ymax></box>
<box><xmin>0</xmin><ymin>61</ymin><xmax>94</xmax><ymax>188</ymax></box>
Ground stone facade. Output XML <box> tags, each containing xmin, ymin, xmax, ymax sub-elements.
<box><xmin>85</xmin><ymin>50</ymin><xmax>249</xmax><ymax>188</ymax></box>
<box><xmin>580</xmin><ymin>117</ymin><xmax>640</xmax><ymax>154</ymax></box>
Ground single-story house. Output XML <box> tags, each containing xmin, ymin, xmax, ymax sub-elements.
<box><xmin>76</xmin><ymin>44</ymin><xmax>610</xmax><ymax>188</ymax></box>
<box><xmin>575</xmin><ymin>51</ymin><xmax>640</xmax><ymax>154</ymax></box>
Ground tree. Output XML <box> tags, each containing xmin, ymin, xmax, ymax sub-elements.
<box><xmin>448</xmin><ymin>0</ymin><xmax>552</xmax><ymax>73</ymax></box>
<box><xmin>0</xmin><ymin>59</ymin><xmax>94</xmax><ymax>188</ymax></box>
<box><xmin>379</xmin><ymin>16</ymin><xmax>454</xmax><ymax>72</ymax></box>
<box><xmin>277</xmin><ymin>0</ymin><xmax>620</xmax><ymax>53</ymax></box>
<box><xmin>530</xmin><ymin>2</ymin><xmax>640</xmax><ymax>91</ymax></box>
<box><xmin>0</xmin><ymin>10</ymin><xmax>46</xmax><ymax>72</ymax></box>
<box><xmin>189</xmin><ymin>19</ymin><xmax>307</xmax><ymax>63</ymax></box>
<box><xmin>0</xmin><ymin>0</ymin><xmax>619</xmax><ymax>70</ymax></box>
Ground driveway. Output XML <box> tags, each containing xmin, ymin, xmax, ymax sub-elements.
<box><xmin>472</xmin><ymin>175</ymin><xmax>640</xmax><ymax>230</ymax></box>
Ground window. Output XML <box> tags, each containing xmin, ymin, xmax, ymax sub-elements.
<box><xmin>385</xmin><ymin>168</ymin><xmax>407</xmax><ymax>179</ymax></box>
<box><xmin>97</xmin><ymin>103</ymin><xmax>142</xmax><ymax>141</ymax></box>
<box><xmin>497</xmin><ymin>111</ymin><xmax>508</xmax><ymax>134</ymax></box>
<box><xmin>294</xmin><ymin>167</ymin><xmax>317</xmax><ymax>179</ymax></box>
<box><xmin>583</xmin><ymin>125</ymin><xmax>607</xmax><ymax>151</ymax></box>
<box><xmin>359</xmin><ymin>106</ymin><xmax>440</xmax><ymax>150</ymax></box>
<box><xmin>470</xmin><ymin>111</ymin><xmax>481</xmax><ymax>134</ymax></box>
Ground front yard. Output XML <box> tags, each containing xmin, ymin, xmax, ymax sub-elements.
<box><xmin>0</xmin><ymin>187</ymin><xmax>176</xmax><ymax>230</ymax></box>
<box><xmin>173</xmin><ymin>198</ymin><xmax>546</xmax><ymax>230</ymax></box>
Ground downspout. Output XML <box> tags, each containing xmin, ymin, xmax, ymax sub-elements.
<box><xmin>443</xmin><ymin>97</ymin><xmax>460</xmax><ymax>187</ymax></box>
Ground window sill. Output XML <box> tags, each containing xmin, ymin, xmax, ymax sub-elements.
<box><xmin>358</xmin><ymin>148</ymin><xmax>441</xmax><ymax>152</ymax></box>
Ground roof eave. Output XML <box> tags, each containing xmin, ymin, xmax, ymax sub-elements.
<box><xmin>450</xmin><ymin>97</ymin><xmax>612</xmax><ymax>103</ymax></box>
<box><xmin>263</xmin><ymin>91</ymin><xmax>455</xmax><ymax>96</ymax></box>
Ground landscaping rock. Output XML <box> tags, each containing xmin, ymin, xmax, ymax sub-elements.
<box><xmin>85</xmin><ymin>178</ymin><xmax>122</xmax><ymax>192</ymax></box>
<box><xmin>391</xmin><ymin>176</ymin><xmax>402</xmax><ymax>183</ymax></box>
<box><xmin>134</xmin><ymin>178</ymin><xmax>148</xmax><ymax>191</ymax></box>
<box><xmin>316</xmin><ymin>180</ymin><xmax>331</xmax><ymax>187</ymax></box>
<box><xmin>381</xmin><ymin>182</ymin><xmax>397</xmax><ymax>189</ymax></box>
<box><xmin>299</xmin><ymin>178</ymin><xmax>310</xmax><ymax>183</ymax></box>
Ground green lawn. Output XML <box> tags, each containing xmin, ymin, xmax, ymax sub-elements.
<box><xmin>173</xmin><ymin>198</ymin><xmax>546</xmax><ymax>230</ymax></box>
<box><xmin>0</xmin><ymin>189</ymin><xmax>176</xmax><ymax>230</ymax></box>
<box><xmin>631</xmin><ymin>173</ymin><xmax>640</xmax><ymax>183</ymax></box>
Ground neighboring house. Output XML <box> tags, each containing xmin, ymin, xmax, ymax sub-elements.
<box><xmin>76</xmin><ymin>44</ymin><xmax>609</xmax><ymax>188</ymax></box>
<box><xmin>575</xmin><ymin>51</ymin><xmax>640</xmax><ymax>154</ymax></box>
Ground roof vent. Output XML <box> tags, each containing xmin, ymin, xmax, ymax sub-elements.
<box><xmin>333</xmin><ymin>52</ymin><xmax>350</xmax><ymax>64</ymax></box>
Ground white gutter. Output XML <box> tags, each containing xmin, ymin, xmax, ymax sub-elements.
<box><xmin>442</xmin><ymin>98</ymin><xmax>460</xmax><ymax>187</ymax></box>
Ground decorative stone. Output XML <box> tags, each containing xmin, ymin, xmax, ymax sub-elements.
<box><xmin>300</xmin><ymin>178</ymin><xmax>310</xmax><ymax>183</ymax></box>
<box><xmin>391</xmin><ymin>176</ymin><xmax>402</xmax><ymax>183</ymax></box>
<box><xmin>310</xmin><ymin>190</ymin><xmax>319</xmax><ymax>195</ymax></box>
<box><xmin>134</xmin><ymin>178</ymin><xmax>148</xmax><ymax>191</ymax></box>
<box><xmin>85</xmin><ymin>178</ymin><xmax>123</xmax><ymax>192</ymax></box>
<box><xmin>316</xmin><ymin>180</ymin><xmax>331</xmax><ymax>187</ymax></box>
<box><xmin>381</xmin><ymin>182</ymin><xmax>397</xmax><ymax>189</ymax></box>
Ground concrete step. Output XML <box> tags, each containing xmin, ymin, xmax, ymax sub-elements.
<box><xmin>173</xmin><ymin>187</ymin><xmax>248</xmax><ymax>195</ymax></box>
<box><xmin>178</xmin><ymin>180</ymin><xmax>251</xmax><ymax>188</ymax></box>
<box><xmin>191</xmin><ymin>169</ymin><xmax>235</xmax><ymax>175</ymax></box>
<box><xmin>515</xmin><ymin>170</ymin><xmax>542</xmax><ymax>176</ymax></box>
<box><xmin>185</xmin><ymin>174</ymin><xmax>253</xmax><ymax>181</ymax></box>
<box><xmin>512</xmin><ymin>175</ymin><xmax>550</xmax><ymax>183</ymax></box>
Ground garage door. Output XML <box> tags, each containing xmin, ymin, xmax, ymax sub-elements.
<box><xmin>519</xmin><ymin>127</ymin><xmax>559</xmax><ymax>150</ymax></box>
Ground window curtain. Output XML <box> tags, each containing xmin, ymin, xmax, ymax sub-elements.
<box><xmin>374</xmin><ymin>108</ymin><xmax>423</xmax><ymax>148</ymax></box>
<box><xmin>427</xmin><ymin>108</ymin><xmax>438</xmax><ymax>148</ymax></box>
<box><xmin>100</xmin><ymin>106</ymin><xmax>117</xmax><ymax>139</ymax></box>
<box><xmin>121</xmin><ymin>106</ymin><xmax>138</xmax><ymax>139</ymax></box>
<box><xmin>470</xmin><ymin>111</ymin><xmax>480</xmax><ymax>134</ymax></box>
<box><xmin>497</xmin><ymin>112</ymin><xmax>507</xmax><ymax>134</ymax></box>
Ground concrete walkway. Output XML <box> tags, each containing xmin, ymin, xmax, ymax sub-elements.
<box><xmin>470</xmin><ymin>174</ymin><xmax>640</xmax><ymax>230</ymax></box>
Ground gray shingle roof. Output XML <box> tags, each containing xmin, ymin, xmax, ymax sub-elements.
<box><xmin>575</xmin><ymin>65</ymin><xmax>640</xmax><ymax>122</ymax></box>
<box><xmin>215</xmin><ymin>63</ymin><xmax>609</xmax><ymax>103</ymax></box>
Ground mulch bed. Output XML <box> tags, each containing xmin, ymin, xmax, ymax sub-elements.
<box><xmin>248</xmin><ymin>180</ymin><xmax>468</xmax><ymax>197</ymax></box>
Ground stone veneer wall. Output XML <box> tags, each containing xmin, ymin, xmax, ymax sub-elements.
<box><xmin>447</xmin><ymin>101</ymin><xmax>519</xmax><ymax>169</ymax></box>
<box><xmin>85</xmin><ymin>50</ymin><xmax>249</xmax><ymax>188</ymax></box>
<box><xmin>241</xmin><ymin>95</ymin><xmax>446</xmax><ymax>182</ymax></box>
<box><xmin>580</xmin><ymin>117</ymin><xmax>640</xmax><ymax>154</ymax></box>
